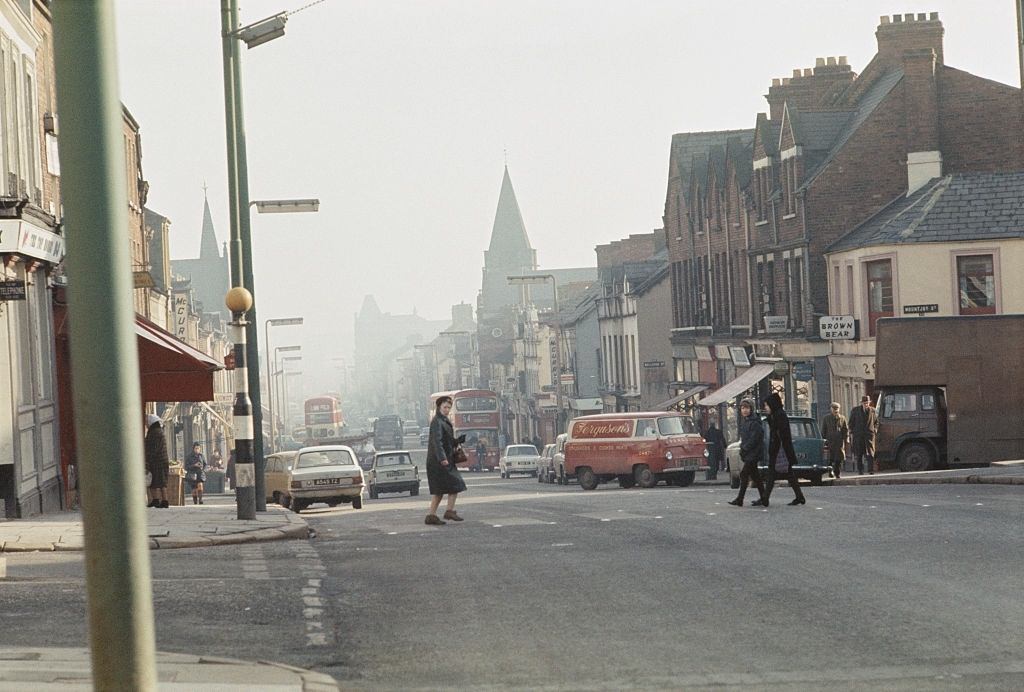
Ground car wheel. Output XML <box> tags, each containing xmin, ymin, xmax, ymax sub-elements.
<box><xmin>352</xmin><ymin>496</ymin><xmax>363</xmax><ymax>510</ymax></box>
<box><xmin>369</xmin><ymin>486</ymin><xmax>378</xmax><ymax>500</ymax></box>
<box><xmin>810</xmin><ymin>472</ymin><xmax>824</xmax><ymax>486</ymax></box>
<box><xmin>537</xmin><ymin>471</ymin><xmax>544</xmax><ymax>483</ymax></box>
<box><xmin>677</xmin><ymin>471</ymin><xmax>696</xmax><ymax>487</ymax></box>
<box><xmin>898</xmin><ymin>442</ymin><xmax>935</xmax><ymax>472</ymax></box>
<box><xmin>280</xmin><ymin>494</ymin><xmax>291</xmax><ymax>509</ymax></box>
<box><xmin>617</xmin><ymin>475</ymin><xmax>636</xmax><ymax>489</ymax></box>
<box><xmin>410</xmin><ymin>487</ymin><xmax>419</xmax><ymax>497</ymax></box>
<box><xmin>634</xmin><ymin>464</ymin><xmax>657</xmax><ymax>489</ymax></box>
<box><xmin>577</xmin><ymin>467</ymin><xmax>598</xmax><ymax>491</ymax></box>
<box><xmin>326</xmin><ymin>499</ymin><xmax>340</xmax><ymax>507</ymax></box>
<box><xmin>291</xmin><ymin>499</ymin><xmax>305</xmax><ymax>513</ymax></box>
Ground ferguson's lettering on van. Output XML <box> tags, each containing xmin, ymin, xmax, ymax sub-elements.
<box><xmin>572</xmin><ymin>421</ymin><xmax>633</xmax><ymax>438</ymax></box>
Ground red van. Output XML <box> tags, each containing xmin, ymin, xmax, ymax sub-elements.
<box><xmin>564</xmin><ymin>412</ymin><xmax>709</xmax><ymax>490</ymax></box>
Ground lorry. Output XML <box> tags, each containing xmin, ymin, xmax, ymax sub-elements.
<box><xmin>873</xmin><ymin>315</ymin><xmax>1024</xmax><ymax>471</ymax></box>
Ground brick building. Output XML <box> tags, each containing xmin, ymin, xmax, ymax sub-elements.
<box><xmin>666</xmin><ymin>12</ymin><xmax>1024</xmax><ymax>433</ymax></box>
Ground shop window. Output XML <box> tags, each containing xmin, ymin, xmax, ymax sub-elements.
<box><xmin>957</xmin><ymin>254</ymin><xmax>996</xmax><ymax>315</ymax></box>
<box><xmin>866</xmin><ymin>259</ymin><xmax>893</xmax><ymax>337</ymax></box>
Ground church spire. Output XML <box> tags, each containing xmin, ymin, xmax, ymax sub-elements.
<box><xmin>485</xmin><ymin>166</ymin><xmax>534</xmax><ymax>267</ymax></box>
<box><xmin>198</xmin><ymin>190</ymin><xmax>221</xmax><ymax>260</ymax></box>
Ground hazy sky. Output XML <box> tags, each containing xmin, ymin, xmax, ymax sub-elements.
<box><xmin>112</xmin><ymin>0</ymin><xmax>1018</xmax><ymax>388</ymax></box>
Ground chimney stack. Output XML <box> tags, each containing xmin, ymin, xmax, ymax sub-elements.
<box><xmin>876</xmin><ymin>12</ymin><xmax>944</xmax><ymax>66</ymax></box>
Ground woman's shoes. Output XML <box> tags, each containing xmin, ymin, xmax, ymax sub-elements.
<box><xmin>727</xmin><ymin>498</ymin><xmax>743</xmax><ymax>506</ymax></box>
<box><xmin>751</xmin><ymin>498</ymin><xmax>769</xmax><ymax>507</ymax></box>
<box><xmin>160</xmin><ymin>500</ymin><xmax>169</xmax><ymax>508</ymax></box>
<box><xmin>424</xmin><ymin>514</ymin><xmax>446</xmax><ymax>525</ymax></box>
<box><xmin>789</xmin><ymin>497</ymin><xmax>806</xmax><ymax>505</ymax></box>
<box><xmin>443</xmin><ymin>510</ymin><xmax>464</xmax><ymax>522</ymax></box>
<box><xmin>147</xmin><ymin>499</ymin><xmax>159</xmax><ymax>508</ymax></box>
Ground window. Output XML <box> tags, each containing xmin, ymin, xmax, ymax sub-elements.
<box><xmin>791</xmin><ymin>257</ymin><xmax>803</xmax><ymax>329</ymax></box>
<box><xmin>846</xmin><ymin>265</ymin><xmax>854</xmax><ymax>315</ymax></box>
<box><xmin>957</xmin><ymin>255</ymin><xmax>995</xmax><ymax>315</ymax></box>
<box><xmin>866</xmin><ymin>259</ymin><xmax>893</xmax><ymax>337</ymax></box>
<box><xmin>674</xmin><ymin>358</ymin><xmax>698</xmax><ymax>383</ymax></box>
<box><xmin>832</xmin><ymin>264</ymin><xmax>841</xmax><ymax>312</ymax></box>
<box><xmin>658</xmin><ymin>416</ymin><xmax>696</xmax><ymax>435</ymax></box>
<box><xmin>921</xmin><ymin>393</ymin><xmax>936</xmax><ymax>411</ymax></box>
<box><xmin>881</xmin><ymin>393</ymin><xmax>917</xmax><ymax>418</ymax></box>
<box><xmin>635</xmin><ymin>419</ymin><xmax>657</xmax><ymax>437</ymax></box>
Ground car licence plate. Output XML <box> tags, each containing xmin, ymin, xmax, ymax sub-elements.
<box><xmin>312</xmin><ymin>477</ymin><xmax>342</xmax><ymax>486</ymax></box>
<box><xmin>385</xmin><ymin>471</ymin><xmax>404</xmax><ymax>478</ymax></box>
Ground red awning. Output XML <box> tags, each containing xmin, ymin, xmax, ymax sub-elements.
<box><xmin>136</xmin><ymin>317</ymin><xmax>221</xmax><ymax>402</ymax></box>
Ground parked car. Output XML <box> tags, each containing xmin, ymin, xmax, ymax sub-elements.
<box><xmin>552</xmin><ymin>433</ymin><xmax>569</xmax><ymax>484</ymax></box>
<box><xmin>499</xmin><ymin>444</ymin><xmax>541</xmax><ymax>478</ymax></box>
<box><xmin>537</xmin><ymin>444</ymin><xmax>557</xmax><ymax>483</ymax></box>
<box><xmin>367</xmin><ymin>450</ymin><xmax>420</xmax><ymax>499</ymax></box>
<box><xmin>419</xmin><ymin>427</ymin><xmax>430</xmax><ymax>446</ymax></box>
<box><xmin>289</xmin><ymin>445</ymin><xmax>365</xmax><ymax>512</ymax></box>
<box><xmin>725</xmin><ymin>414</ymin><xmax>831</xmax><ymax>489</ymax></box>
<box><xmin>265</xmin><ymin>451</ymin><xmax>297</xmax><ymax>507</ymax></box>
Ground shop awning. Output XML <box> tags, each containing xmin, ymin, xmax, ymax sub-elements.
<box><xmin>570</xmin><ymin>397</ymin><xmax>603</xmax><ymax>411</ymax></box>
<box><xmin>697</xmin><ymin>363</ymin><xmax>775</xmax><ymax>407</ymax></box>
<box><xmin>655</xmin><ymin>384</ymin><xmax>709</xmax><ymax>411</ymax></box>
<box><xmin>136</xmin><ymin>317</ymin><xmax>221</xmax><ymax>402</ymax></box>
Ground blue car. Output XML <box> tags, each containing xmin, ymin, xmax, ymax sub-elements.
<box><xmin>725</xmin><ymin>415</ymin><xmax>832</xmax><ymax>488</ymax></box>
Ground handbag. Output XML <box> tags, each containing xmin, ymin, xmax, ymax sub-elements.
<box><xmin>452</xmin><ymin>445</ymin><xmax>468</xmax><ymax>465</ymax></box>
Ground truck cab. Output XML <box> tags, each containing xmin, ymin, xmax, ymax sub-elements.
<box><xmin>874</xmin><ymin>387</ymin><xmax>947</xmax><ymax>471</ymax></box>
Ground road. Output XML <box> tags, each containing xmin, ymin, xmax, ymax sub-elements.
<box><xmin>3</xmin><ymin>440</ymin><xmax>1022</xmax><ymax>690</ymax></box>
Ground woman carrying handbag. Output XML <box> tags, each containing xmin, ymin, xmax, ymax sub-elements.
<box><xmin>424</xmin><ymin>396</ymin><xmax>467</xmax><ymax>525</ymax></box>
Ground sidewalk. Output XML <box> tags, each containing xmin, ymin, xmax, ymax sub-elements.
<box><xmin>0</xmin><ymin>647</ymin><xmax>339</xmax><ymax>691</ymax></box>
<box><xmin>0</xmin><ymin>494</ymin><xmax>310</xmax><ymax>553</ymax></box>
<box><xmin>833</xmin><ymin>460</ymin><xmax>1024</xmax><ymax>486</ymax></box>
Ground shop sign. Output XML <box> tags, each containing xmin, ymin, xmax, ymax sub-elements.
<box><xmin>793</xmin><ymin>362</ymin><xmax>814</xmax><ymax>380</ymax></box>
<box><xmin>773</xmin><ymin>361</ymin><xmax>791</xmax><ymax>375</ymax></box>
<box><xmin>764</xmin><ymin>315</ymin><xmax>788</xmax><ymax>333</ymax></box>
<box><xmin>0</xmin><ymin>220</ymin><xmax>66</xmax><ymax>264</ymax></box>
<box><xmin>729</xmin><ymin>346</ymin><xmax>750</xmax><ymax>367</ymax></box>
<box><xmin>819</xmin><ymin>315</ymin><xmax>856</xmax><ymax>340</ymax></box>
<box><xmin>0</xmin><ymin>279</ymin><xmax>26</xmax><ymax>301</ymax></box>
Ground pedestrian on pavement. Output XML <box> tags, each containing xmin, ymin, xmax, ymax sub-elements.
<box><xmin>849</xmin><ymin>395</ymin><xmax>879</xmax><ymax>474</ymax></box>
<box><xmin>144</xmin><ymin>413</ymin><xmax>170</xmax><ymax>508</ymax></box>
<box><xmin>209</xmin><ymin>448</ymin><xmax>224</xmax><ymax>471</ymax></box>
<box><xmin>475</xmin><ymin>438</ymin><xmax>487</xmax><ymax>472</ymax></box>
<box><xmin>728</xmin><ymin>398</ymin><xmax>768</xmax><ymax>507</ymax></box>
<box><xmin>425</xmin><ymin>395</ymin><xmax>466</xmax><ymax>525</ymax></box>
<box><xmin>185</xmin><ymin>442</ymin><xmax>207</xmax><ymax>505</ymax></box>
<box><xmin>532</xmin><ymin>435</ymin><xmax>543</xmax><ymax>453</ymax></box>
<box><xmin>762</xmin><ymin>392</ymin><xmax>806</xmax><ymax>506</ymax></box>
<box><xmin>821</xmin><ymin>402</ymin><xmax>849</xmax><ymax>479</ymax></box>
<box><xmin>703</xmin><ymin>416</ymin><xmax>725</xmax><ymax>481</ymax></box>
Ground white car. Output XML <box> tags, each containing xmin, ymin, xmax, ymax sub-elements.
<box><xmin>367</xmin><ymin>450</ymin><xmax>420</xmax><ymax>499</ymax></box>
<box><xmin>289</xmin><ymin>445</ymin><xmax>365</xmax><ymax>512</ymax></box>
<box><xmin>500</xmin><ymin>444</ymin><xmax>541</xmax><ymax>478</ymax></box>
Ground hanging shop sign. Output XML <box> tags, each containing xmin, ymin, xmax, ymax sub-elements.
<box><xmin>0</xmin><ymin>279</ymin><xmax>26</xmax><ymax>301</ymax></box>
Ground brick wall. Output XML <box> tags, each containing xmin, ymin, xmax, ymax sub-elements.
<box><xmin>32</xmin><ymin>1</ymin><xmax>59</xmax><ymax>218</ymax></box>
<box><xmin>939</xmin><ymin>66</ymin><xmax>1024</xmax><ymax>173</ymax></box>
<box><xmin>596</xmin><ymin>233</ymin><xmax>659</xmax><ymax>269</ymax></box>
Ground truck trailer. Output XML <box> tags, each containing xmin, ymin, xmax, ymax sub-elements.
<box><xmin>873</xmin><ymin>315</ymin><xmax>1024</xmax><ymax>470</ymax></box>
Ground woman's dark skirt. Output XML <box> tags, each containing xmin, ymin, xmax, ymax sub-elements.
<box><xmin>426</xmin><ymin>461</ymin><xmax>466</xmax><ymax>496</ymax></box>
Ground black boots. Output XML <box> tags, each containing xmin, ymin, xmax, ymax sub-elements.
<box><xmin>789</xmin><ymin>497</ymin><xmax>806</xmax><ymax>506</ymax></box>
<box><xmin>727</xmin><ymin>498</ymin><xmax>743</xmax><ymax>506</ymax></box>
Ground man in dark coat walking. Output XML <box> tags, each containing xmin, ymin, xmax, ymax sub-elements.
<box><xmin>762</xmin><ymin>392</ymin><xmax>806</xmax><ymax>505</ymax></box>
<box><xmin>849</xmin><ymin>395</ymin><xmax>879</xmax><ymax>474</ymax></box>
<box><xmin>703</xmin><ymin>417</ymin><xmax>725</xmax><ymax>481</ymax></box>
<box><xmin>821</xmin><ymin>402</ymin><xmax>849</xmax><ymax>479</ymax></box>
<box><xmin>728</xmin><ymin>398</ymin><xmax>767</xmax><ymax>507</ymax></box>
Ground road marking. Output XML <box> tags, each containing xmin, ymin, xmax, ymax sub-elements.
<box><xmin>291</xmin><ymin>544</ymin><xmax>332</xmax><ymax>648</ymax></box>
<box><xmin>975</xmin><ymin>503</ymin><xmax>984</xmax><ymax>506</ymax></box>
<box><xmin>551</xmin><ymin>543</ymin><xmax>573</xmax><ymax>547</ymax></box>
<box><xmin>239</xmin><ymin>545</ymin><xmax>269</xmax><ymax>581</ymax></box>
<box><xmin>921</xmin><ymin>504</ymin><xmax>931</xmax><ymax>507</ymax></box>
<box><xmin>706</xmin><ymin>513</ymin><xmax>716</xmax><ymax>516</ymax></box>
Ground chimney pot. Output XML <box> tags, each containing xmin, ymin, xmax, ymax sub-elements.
<box><xmin>904</xmin><ymin>13</ymin><xmax>914</xmax><ymax>22</ymax></box>
<box><xmin>827</xmin><ymin>56</ymin><xmax>837</xmax><ymax>66</ymax></box>
<box><xmin>772</xmin><ymin>78</ymin><xmax>781</xmax><ymax>86</ymax></box>
<box><xmin>815</xmin><ymin>57</ymin><xmax>826</xmax><ymax>67</ymax></box>
<box><xmin>880</xmin><ymin>15</ymin><xmax>890</xmax><ymax>24</ymax></box>
<box><xmin>839</xmin><ymin>56</ymin><xmax>848</xmax><ymax>65</ymax></box>
<box><xmin>929</xmin><ymin>11</ymin><xmax>938</xmax><ymax>20</ymax></box>
<box><xmin>792</xmin><ymin>69</ymin><xmax>801</xmax><ymax>78</ymax></box>
<box><xmin>782</xmin><ymin>77</ymin><xmax>791</xmax><ymax>85</ymax></box>
<box><xmin>917</xmin><ymin>13</ymin><xmax>926</xmax><ymax>21</ymax></box>
<box><xmin>803</xmin><ymin>68</ymin><xmax>813</xmax><ymax>77</ymax></box>
<box><xmin>893</xmin><ymin>14</ymin><xmax>903</xmax><ymax>23</ymax></box>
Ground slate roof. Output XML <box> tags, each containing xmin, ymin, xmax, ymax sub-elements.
<box><xmin>670</xmin><ymin>129</ymin><xmax>753</xmax><ymax>196</ymax></box>
<box><xmin>800</xmin><ymin>68</ymin><xmax>904</xmax><ymax>189</ymax></box>
<box><xmin>726</xmin><ymin>136</ymin><xmax>754</xmax><ymax>189</ymax></box>
<box><xmin>827</xmin><ymin>172</ymin><xmax>1024</xmax><ymax>253</ymax></box>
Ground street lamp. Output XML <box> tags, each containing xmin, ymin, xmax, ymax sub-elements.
<box><xmin>252</xmin><ymin>198</ymin><xmax>320</xmax><ymax>214</ymax></box>
<box><xmin>507</xmin><ymin>274</ymin><xmax>565</xmax><ymax>435</ymax></box>
<box><xmin>221</xmin><ymin>1</ymin><xmax>319</xmax><ymax>513</ymax></box>
<box><xmin>264</xmin><ymin>318</ymin><xmax>303</xmax><ymax>456</ymax></box>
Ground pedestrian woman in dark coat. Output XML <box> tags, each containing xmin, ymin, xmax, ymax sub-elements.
<box><xmin>763</xmin><ymin>392</ymin><xmax>806</xmax><ymax>505</ymax></box>
<box><xmin>144</xmin><ymin>414</ymin><xmax>170</xmax><ymax>508</ymax></box>
<box><xmin>425</xmin><ymin>396</ymin><xmax>467</xmax><ymax>525</ymax></box>
<box><xmin>728</xmin><ymin>398</ymin><xmax>768</xmax><ymax>507</ymax></box>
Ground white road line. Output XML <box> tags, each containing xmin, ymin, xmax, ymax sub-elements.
<box><xmin>292</xmin><ymin>543</ymin><xmax>332</xmax><ymax>648</ymax></box>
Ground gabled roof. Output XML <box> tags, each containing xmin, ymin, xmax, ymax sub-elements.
<box><xmin>754</xmin><ymin>116</ymin><xmax>781</xmax><ymax>158</ymax></box>
<box><xmin>827</xmin><ymin>172</ymin><xmax>1024</xmax><ymax>253</ymax></box>
<box><xmin>726</xmin><ymin>136</ymin><xmax>754</xmax><ymax>189</ymax></box>
<box><xmin>670</xmin><ymin>129</ymin><xmax>753</xmax><ymax>199</ymax></box>
<box><xmin>707</xmin><ymin>145</ymin><xmax>727</xmax><ymax>192</ymax></box>
<box><xmin>789</xmin><ymin>109</ymin><xmax>854</xmax><ymax>151</ymax></box>
<box><xmin>800</xmin><ymin>68</ymin><xmax>904</xmax><ymax>190</ymax></box>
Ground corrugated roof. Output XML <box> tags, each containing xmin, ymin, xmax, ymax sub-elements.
<box><xmin>827</xmin><ymin>172</ymin><xmax>1024</xmax><ymax>253</ymax></box>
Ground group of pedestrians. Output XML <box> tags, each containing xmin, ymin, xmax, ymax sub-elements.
<box><xmin>143</xmin><ymin>413</ymin><xmax>212</xmax><ymax>508</ymax></box>
<box><xmin>821</xmin><ymin>396</ymin><xmax>879</xmax><ymax>477</ymax></box>
<box><xmin>728</xmin><ymin>394</ymin><xmax>806</xmax><ymax>508</ymax></box>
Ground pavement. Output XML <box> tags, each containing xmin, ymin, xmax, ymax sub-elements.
<box><xmin>0</xmin><ymin>494</ymin><xmax>310</xmax><ymax>553</ymax></box>
<box><xmin>833</xmin><ymin>459</ymin><xmax>1024</xmax><ymax>486</ymax></box>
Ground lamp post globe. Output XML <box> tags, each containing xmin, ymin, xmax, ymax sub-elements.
<box><xmin>225</xmin><ymin>286</ymin><xmax>253</xmax><ymax>314</ymax></box>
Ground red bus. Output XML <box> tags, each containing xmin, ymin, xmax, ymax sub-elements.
<box><xmin>429</xmin><ymin>389</ymin><xmax>500</xmax><ymax>471</ymax></box>
<box><xmin>304</xmin><ymin>395</ymin><xmax>345</xmax><ymax>441</ymax></box>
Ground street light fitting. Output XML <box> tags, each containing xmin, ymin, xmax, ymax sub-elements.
<box><xmin>276</xmin><ymin>345</ymin><xmax>302</xmax><ymax>353</ymax></box>
<box><xmin>507</xmin><ymin>274</ymin><xmax>554</xmax><ymax>286</ymax></box>
<box><xmin>268</xmin><ymin>316</ymin><xmax>304</xmax><ymax>327</ymax></box>
<box><xmin>234</xmin><ymin>13</ymin><xmax>288</xmax><ymax>49</ymax></box>
<box><xmin>252</xmin><ymin>198</ymin><xmax>319</xmax><ymax>213</ymax></box>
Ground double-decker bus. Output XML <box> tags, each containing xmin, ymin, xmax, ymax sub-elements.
<box><xmin>429</xmin><ymin>389</ymin><xmax>500</xmax><ymax>471</ymax></box>
<box><xmin>304</xmin><ymin>395</ymin><xmax>345</xmax><ymax>441</ymax></box>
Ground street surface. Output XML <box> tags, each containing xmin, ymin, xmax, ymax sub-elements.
<box><xmin>2</xmin><ymin>438</ymin><xmax>1022</xmax><ymax>690</ymax></box>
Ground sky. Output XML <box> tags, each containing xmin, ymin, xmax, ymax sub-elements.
<box><xmin>112</xmin><ymin>0</ymin><xmax>1019</xmax><ymax>392</ymax></box>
